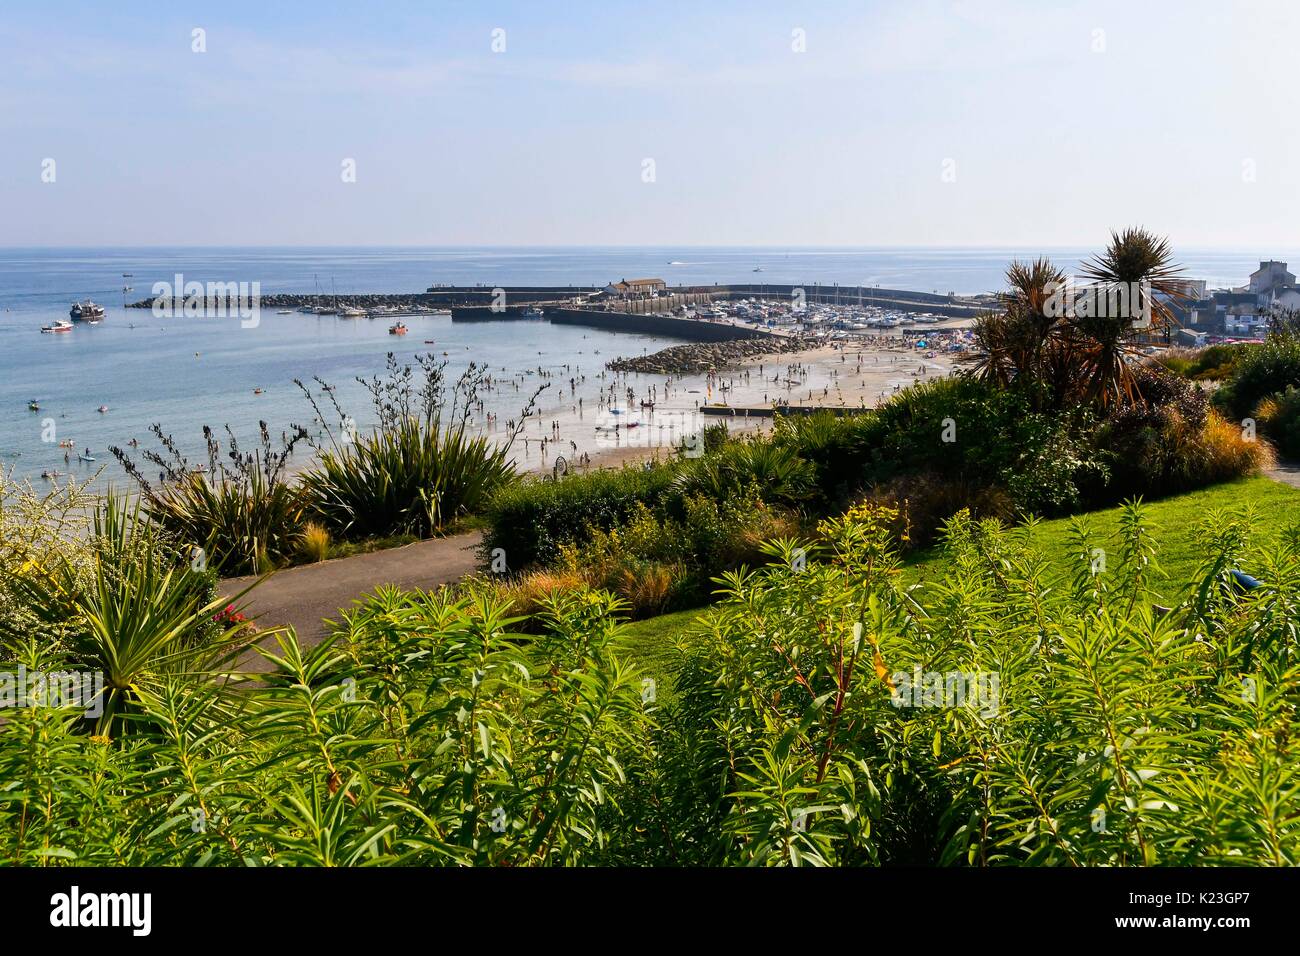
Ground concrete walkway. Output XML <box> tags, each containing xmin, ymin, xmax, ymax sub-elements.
<box><xmin>221</xmin><ymin>530</ymin><xmax>483</xmax><ymax>671</ymax></box>
<box><xmin>1265</xmin><ymin>459</ymin><xmax>1300</xmax><ymax>489</ymax></box>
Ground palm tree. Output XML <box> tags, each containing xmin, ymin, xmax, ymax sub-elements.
<box><xmin>1073</xmin><ymin>228</ymin><xmax>1187</xmax><ymax>407</ymax></box>
<box><xmin>971</xmin><ymin>258</ymin><xmax>1069</xmax><ymax>407</ymax></box>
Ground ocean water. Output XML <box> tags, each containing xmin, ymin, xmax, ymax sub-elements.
<box><xmin>0</xmin><ymin>245</ymin><xmax>1291</xmax><ymax>488</ymax></box>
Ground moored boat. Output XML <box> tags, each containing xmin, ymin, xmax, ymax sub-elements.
<box><xmin>388</xmin><ymin>322</ymin><xmax>408</xmax><ymax>335</ymax></box>
<box><xmin>69</xmin><ymin>300</ymin><xmax>106</xmax><ymax>322</ymax></box>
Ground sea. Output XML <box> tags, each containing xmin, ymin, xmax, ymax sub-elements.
<box><xmin>0</xmin><ymin>245</ymin><xmax>1292</xmax><ymax>489</ymax></box>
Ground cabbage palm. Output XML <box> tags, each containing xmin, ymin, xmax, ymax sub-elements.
<box><xmin>1073</xmin><ymin>228</ymin><xmax>1187</xmax><ymax>407</ymax></box>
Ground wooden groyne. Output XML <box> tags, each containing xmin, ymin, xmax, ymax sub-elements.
<box><xmin>701</xmin><ymin>404</ymin><xmax>871</xmax><ymax>418</ymax></box>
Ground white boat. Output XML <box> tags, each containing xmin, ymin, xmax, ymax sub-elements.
<box><xmin>340</xmin><ymin>306</ymin><xmax>368</xmax><ymax>318</ymax></box>
<box><xmin>42</xmin><ymin>319</ymin><xmax>73</xmax><ymax>334</ymax></box>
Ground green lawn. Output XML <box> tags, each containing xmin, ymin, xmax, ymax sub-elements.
<box><xmin>614</xmin><ymin>607</ymin><xmax>709</xmax><ymax>707</ymax></box>
<box><xmin>614</xmin><ymin>476</ymin><xmax>1300</xmax><ymax>697</ymax></box>
<box><xmin>902</xmin><ymin>475</ymin><xmax>1300</xmax><ymax>600</ymax></box>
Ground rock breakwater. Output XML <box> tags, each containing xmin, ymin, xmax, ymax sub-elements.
<box><xmin>606</xmin><ymin>336</ymin><xmax>809</xmax><ymax>375</ymax></box>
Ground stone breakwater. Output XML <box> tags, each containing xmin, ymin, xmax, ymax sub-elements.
<box><xmin>606</xmin><ymin>336</ymin><xmax>810</xmax><ymax>375</ymax></box>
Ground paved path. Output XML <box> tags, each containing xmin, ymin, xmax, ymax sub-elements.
<box><xmin>1265</xmin><ymin>459</ymin><xmax>1300</xmax><ymax>489</ymax></box>
<box><xmin>221</xmin><ymin>531</ymin><xmax>483</xmax><ymax>672</ymax></box>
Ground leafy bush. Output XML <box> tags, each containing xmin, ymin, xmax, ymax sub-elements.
<box><xmin>1255</xmin><ymin>386</ymin><xmax>1300</xmax><ymax>459</ymax></box>
<box><xmin>637</xmin><ymin>501</ymin><xmax>1300</xmax><ymax>865</ymax></box>
<box><xmin>482</xmin><ymin>462</ymin><xmax>680</xmax><ymax>570</ymax></box>
<box><xmin>5</xmin><ymin>501</ymin><xmax>1300</xmax><ymax>865</ymax></box>
<box><xmin>1158</xmin><ymin>343</ymin><xmax>1248</xmax><ymax>380</ymax></box>
<box><xmin>0</xmin><ymin>587</ymin><xmax>648</xmax><ymax>865</ymax></box>
<box><xmin>11</xmin><ymin>494</ymin><xmax>253</xmax><ymax>734</ymax></box>
<box><xmin>1213</xmin><ymin>333</ymin><xmax>1300</xmax><ymax>420</ymax></box>
<box><xmin>672</xmin><ymin>438</ymin><xmax>813</xmax><ymax>507</ymax></box>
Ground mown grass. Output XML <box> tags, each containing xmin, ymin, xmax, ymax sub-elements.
<box><xmin>902</xmin><ymin>475</ymin><xmax>1300</xmax><ymax>599</ymax></box>
<box><xmin>616</xmin><ymin>476</ymin><xmax>1300</xmax><ymax>696</ymax></box>
<box><xmin>614</xmin><ymin>607</ymin><xmax>710</xmax><ymax>708</ymax></box>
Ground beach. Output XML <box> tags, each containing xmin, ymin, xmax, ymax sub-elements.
<box><xmin>508</xmin><ymin>336</ymin><xmax>961</xmax><ymax>476</ymax></box>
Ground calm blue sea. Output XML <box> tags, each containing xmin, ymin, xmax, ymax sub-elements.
<box><xmin>0</xmin><ymin>246</ymin><xmax>1292</xmax><ymax>488</ymax></box>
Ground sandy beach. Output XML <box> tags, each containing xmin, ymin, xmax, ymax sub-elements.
<box><xmin>504</xmin><ymin>337</ymin><xmax>962</xmax><ymax>475</ymax></box>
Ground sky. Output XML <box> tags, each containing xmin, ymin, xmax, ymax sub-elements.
<box><xmin>2</xmin><ymin>0</ymin><xmax>1298</xmax><ymax>248</ymax></box>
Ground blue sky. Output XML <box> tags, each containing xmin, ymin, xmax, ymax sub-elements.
<box><xmin>3</xmin><ymin>0</ymin><xmax>1298</xmax><ymax>247</ymax></box>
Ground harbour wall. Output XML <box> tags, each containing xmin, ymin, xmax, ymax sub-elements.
<box><xmin>547</xmin><ymin>308</ymin><xmax>774</xmax><ymax>341</ymax></box>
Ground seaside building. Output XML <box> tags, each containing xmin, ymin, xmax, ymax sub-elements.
<box><xmin>605</xmin><ymin>278</ymin><xmax>667</xmax><ymax>299</ymax></box>
<box><xmin>1182</xmin><ymin>260</ymin><xmax>1298</xmax><ymax>337</ymax></box>
<box><xmin>1247</xmin><ymin>260</ymin><xmax>1296</xmax><ymax>295</ymax></box>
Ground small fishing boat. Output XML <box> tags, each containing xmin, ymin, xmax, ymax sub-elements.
<box><xmin>27</xmin><ymin>400</ymin><xmax>40</xmax><ymax>411</ymax></box>
<box><xmin>42</xmin><ymin>319</ymin><xmax>73</xmax><ymax>334</ymax></box>
<box><xmin>253</xmin><ymin>387</ymin><xmax>264</xmax><ymax>395</ymax></box>
<box><xmin>97</xmin><ymin>405</ymin><xmax>109</xmax><ymax>413</ymax></box>
<box><xmin>69</xmin><ymin>300</ymin><xmax>106</xmax><ymax>322</ymax></box>
<box><xmin>388</xmin><ymin>322</ymin><xmax>408</xmax><ymax>335</ymax></box>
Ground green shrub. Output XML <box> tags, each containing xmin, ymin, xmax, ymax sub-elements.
<box><xmin>302</xmin><ymin>417</ymin><xmax>515</xmax><ymax>540</ymax></box>
<box><xmin>1159</xmin><ymin>343</ymin><xmax>1248</xmax><ymax>380</ymax></box>
<box><xmin>11</xmin><ymin>494</ymin><xmax>254</xmax><ymax>734</ymax></box>
<box><xmin>1214</xmin><ymin>333</ymin><xmax>1300</xmax><ymax>420</ymax></box>
<box><xmin>5</xmin><ymin>501</ymin><xmax>1300</xmax><ymax>865</ymax></box>
<box><xmin>671</xmin><ymin>439</ymin><xmax>813</xmax><ymax>507</ymax></box>
<box><xmin>1255</xmin><ymin>386</ymin><xmax>1300</xmax><ymax>459</ymax></box>
<box><xmin>112</xmin><ymin>422</ymin><xmax>308</xmax><ymax>576</ymax></box>
<box><xmin>481</xmin><ymin>462</ymin><xmax>680</xmax><ymax>569</ymax></box>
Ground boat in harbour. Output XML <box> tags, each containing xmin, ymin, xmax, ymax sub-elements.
<box><xmin>69</xmin><ymin>300</ymin><xmax>106</xmax><ymax>322</ymax></box>
<box><xmin>388</xmin><ymin>322</ymin><xmax>408</xmax><ymax>335</ymax></box>
<box><xmin>42</xmin><ymin>319</ymin><xmax>73</xmax><ymax>334</ymax></box>
<box><xmin>340</xmin><ymin>306</ymin><xmax>368</xmax><ymax>318</ymax></box>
